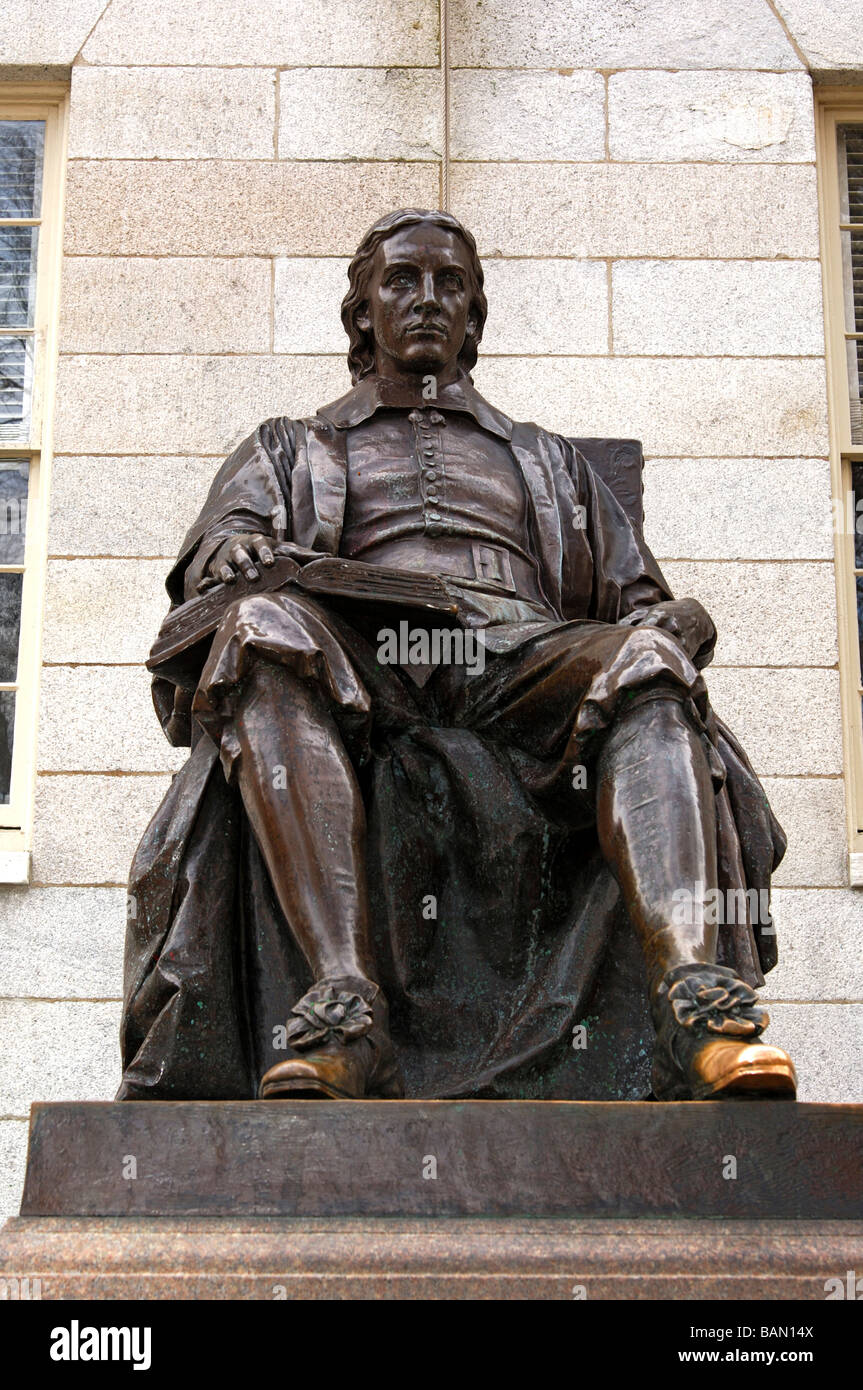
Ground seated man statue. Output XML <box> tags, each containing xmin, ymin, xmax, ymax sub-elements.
<box><xmin>118</xmin><ymin>208</ymin><xmax>797</xmax><ymax>1106</ymax></box>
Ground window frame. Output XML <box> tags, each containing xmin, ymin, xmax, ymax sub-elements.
<box><xmin>0</xmin><ymin>85</ymin><xmax>68</xmax><ymax>866</ymax></box>
<box><xmin>817</xmin><ymin>91</ymin><xmax>863</xmax><ymax>882</ymax></box>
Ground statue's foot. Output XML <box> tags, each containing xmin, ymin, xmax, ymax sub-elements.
<box><xmin>682</xmin><ymin>1037</ymin><xmax>797</xmax><ymax>1101</ymax></box>
<box><xmin>258</xmin><ymin>977</ymin><xmax>404</xmax><ymax>1100</ymax></box>
<box><xmin>651</xmin><ymin>962</ymin><xmax>797</xmax><ymax>1102</ymax></box>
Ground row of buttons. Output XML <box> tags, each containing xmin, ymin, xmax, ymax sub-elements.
<box><xmin>409</xmin><ymin>408</ymin><xmax>447</xmax><ymax>535</ymax></box>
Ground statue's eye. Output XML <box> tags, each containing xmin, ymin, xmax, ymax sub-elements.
<box><xmin>443</xmin><ymin>272</ymin><xmax>463</xmax><ymax>289</ymax></box>
<box><xmin>389</xmin><ymin>272</ymin><xmax>415</xmax><ymax>288</ymax></box>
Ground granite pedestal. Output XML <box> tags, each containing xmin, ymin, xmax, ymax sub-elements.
<box><xmin>1</xmin><ymin>1100</ymin><xmax>861</xmax><ymax>1299</ymax></box>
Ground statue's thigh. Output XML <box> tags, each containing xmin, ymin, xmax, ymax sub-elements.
<box><xmin>462</xmin><ymin>622</ymin><xmax>696</xmax><ymax>758</ymax></box>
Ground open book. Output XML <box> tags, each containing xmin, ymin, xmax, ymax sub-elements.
<box><xmin>147</xmin><ymin>553</ymin><xmax>462</xmax><ymax>682</ymax></box>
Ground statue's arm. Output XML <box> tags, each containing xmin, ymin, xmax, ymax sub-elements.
<box><xmin>167</xmin><ymin>418</ymin><xmax>301</xmax><ymax>605</ymax></box>
<box><xmin>559</xmin><ymin>434</ymin><xmax>716</xmax><ymax>668</ymax></box>
<box><xmin>152</xmin><ymin>418</ymin><xmax>301</xmax><ymax>745</ymax></box>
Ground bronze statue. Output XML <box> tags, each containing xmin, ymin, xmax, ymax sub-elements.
<box><xmin>118</xmin><ymin>209</ymin><xmax>797</xmax><ymax>1105</ymax></box>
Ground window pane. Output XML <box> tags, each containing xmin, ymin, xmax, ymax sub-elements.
<box><xmin>853</xmin><ymin>465</ymin><xmax>863</xmax><ymax>570</ymax></box>
<box><xmin>0</xmin><ymin>573</ymin><xmax>23</xmax><ymax>681</ymax></box>
<box><xmin>0</xmin><ymin>226</ymin><xmax>39</xmax><ymax>328</ymax></box>
<box><xmin>0</xmin><ymin>121</ymin><xmax>44</xmax><ymax>218</ymax></box>
<box><xmin>0</xmin><ymin>335</ymin><xmax>34</xmax><ymax>441</ymax></box>
<box><xmin>0</xmin><ymin>689</ymin><xmax>13</xmax><ymax>804</ymax></box>
<box><xmin>839</xmin><ymin>125</ymin><xmax>863</xmax><ymax>223</ymax></box>
<box><xmin>858</xmin><ymin>575</ymin><xmax>863</xmax><ymax>677</ymax></box>
<box><xmin>0</xmin><ymin>461</ymin><xmax>29</xmax><ymax>564</ymax></box>
<box><xmin>846</xmin><ymin>338</ymin><xmax>863</xmax><ymax>445</ymax></box>
<box><xmin>841</xmin><ymin>230</ymin><xmax>863</xmax><ymax>335</ymax></box>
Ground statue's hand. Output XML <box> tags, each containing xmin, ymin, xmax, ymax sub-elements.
<box><xmin>619</xmin><ymin>598</ymin><xmax>715</xmax><ymax>665</ymax></box>
<box><xmin>199</xmin><ymin>532</ymin><xmax>277</xmax><ymax>590</ymax></box>
<box><xmin>196</xmin><ymin>535</ymin><xmax>322</xmax><ymax>593</ymax></box>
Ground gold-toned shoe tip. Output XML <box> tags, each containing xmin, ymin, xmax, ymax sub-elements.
<box><xmin>692</xmin><ymin>1040</ymin><xmax>798</xmax><ymax>1101</ymax></box>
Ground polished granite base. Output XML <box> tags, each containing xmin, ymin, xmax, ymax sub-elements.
<box><xmin>2</xmin><ymin>1215</ymin><xmax>862</xmax><ymax>1300</ymax></box>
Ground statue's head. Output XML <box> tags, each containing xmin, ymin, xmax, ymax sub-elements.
<box><xmin>341</xmin><ymin>209</ymin><xmax>488</xmax><ymax>384</ymax></box>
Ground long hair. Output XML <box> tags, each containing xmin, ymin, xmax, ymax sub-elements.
<box><xmin>341</xmin><ymin>209</ymin><xmax>488</xmax><ymax>384</ymax></box>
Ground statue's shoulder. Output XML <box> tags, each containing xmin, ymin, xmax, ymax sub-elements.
<box><xmin>508</xmin><ymin>414</ymin><xmax>580</xmax><ymax>468</ymax></box>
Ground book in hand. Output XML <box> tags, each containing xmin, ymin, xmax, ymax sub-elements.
<box><xmin>147</xmin><ymin>551</ymin><xmax>461</xmax><ymax>682</ymax></box>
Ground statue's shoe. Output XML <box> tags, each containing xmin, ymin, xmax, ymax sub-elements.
<box><xmin>651</xmin><ymin>962</ymin><xmax>797</xmax><ymax>1101</ymax></box>
<box><xmin>259</xmin><ymin>1033</ymin><xmax>404</xmax><ymax>1100</ymax></box>
<box><xmin>682</xmin><ymin>1037</ymin><xmax>797</xmax><ymax>1101</ymax></box>
<box><xmin>258</xmin><ymin>975</ymin><xmax>404</xmax><ymax>1100</ymax></box>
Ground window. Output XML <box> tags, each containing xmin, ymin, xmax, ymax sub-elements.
<box><xmin>818</xmin><ymin>93</ymin><xmax>863</xmax><ymax>881</ymax></box>
<box><xmin>0</xmin><ymin>88</ymin><xmax>66</xmax><ymax>872</ymax></box>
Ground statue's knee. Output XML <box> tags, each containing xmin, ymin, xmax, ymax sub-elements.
<box><xmin>619</xmin><ymin>625</ymin><xmax>685</xmax><ymax>668</ymax></box>
<box><xmin>241</xmin><ymin>657</ymin><xmax>314</xmax><ymax>709</ymax></box>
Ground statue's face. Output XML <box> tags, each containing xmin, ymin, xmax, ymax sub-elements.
<box><xmin>356</xmin><ymin>223</ymin><xmax>478</xmax><ymax>380</ymax></box>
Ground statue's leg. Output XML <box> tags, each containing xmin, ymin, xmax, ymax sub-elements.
<box><xmin>596</xmin><ymin>687</ymin><xmax>718</xmax><ymax>982</ymax></box>
<box><xmin>596</xmin><ymin>687</ymin><xmax>796</xmax><ymax>1101</ymax></box>
<box><xmin>234</xmin><ymin>660</ymin><xmax>372</xmax><ymax>983</ymax></box>
<box><xmin>230</xmin><ymin>659</ymin><xmax>403</xmax><ymax>1101</ymax></box>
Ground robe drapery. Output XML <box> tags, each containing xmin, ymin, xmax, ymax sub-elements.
<box><xmin>118</xmin><ymin>381</ymin><xmax>785</xmax><ymax>1101</ymax></box>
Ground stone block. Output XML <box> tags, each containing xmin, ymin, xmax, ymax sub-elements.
<box><xmin>609</xmin><ymin>70</ymin><xmax>815</xmax><ymax>163</ymax></box>
<box><xmin>613</xmin><ymin>260</ymin><xmax>824</xmax><ymax>357</ymax></box>
<box><xmin>0</xmin><ymin>1123</ymin><xmax>28</xmax><ymax>1225</ymax></box>
<box><xmin>762</xmin><ymin>777</ymin><xmax>846</xmax><ymax>888</ymax></box>
<box><xmin>0</xmin><ymin>885</ymin><xmax>126</xmax><ymax>998</ymax></box>
<box><xmin>451</xmin><ymin>69</ymin><xmax>604</xmax><ymax>161</ymax></box>
<box><xmin>659</xmin><ymin>561</ymin><xmax>838</xmax><ymax>666</ymax></box>
<box><xmin>274</xmin><ymin>258</ymin><xmax>350</xmax><ymax>354</ymax></box>
<box><xmin>704</xmin><ymin>668</ymin><xmax>842</xmax><ymax>776</ymax></box>
<box><xmin>450</xmin><ymin>0</ymin><xmax>801</xmax><ymax>69</ymax></box>
<box><xmin>0</xmin><ymin>0</ymin><xmax>108</xmax><ymax>68</ymax></box>
<box><xmin>774</xmin><ymin>1</ymin><xmax>863</xmax><ymax>77</ymax></box>
<box><xmin>68</xmin><ymin>65</ymin><xmax>276</xmax><ymax>159</ymax></box>
<box><xmin>48</xmin><ymin>456</ymin><xmax>219</xmax><ymax>558</ymax></box>
<box><xmin>481</xmin><ymin>259</ymin><xmax>608</xmax><ymax>354</ymax></box>
<box><xmin>82</xmin><ymin>0</ymin><xmax>439</xmax><ymax>66</ymax></box>
<box><xmin>473</xmin><ymin>356</ymin><xmax>829</xmax><ymax>457</ymax></box>
<box><xmin>451</xmin><ymin>163</ymin><xmax>820</xmax><ymax>260</ymax></box>
<box><xmin>0</xmin><ymin>1002</ymin><xmax>122</xmax><ymax>1116</ymax></box>
<box><xmin>278</xmin><ymin>68</ymin><xmax>441</xmax><ymax>160</ymax></box>
<box><xmin>38</xmin><ymin>666</ymin><xmax>186</xmax><ymax>773</ymax></box>
<box><xmin>31</xmin><ymin>774</ymin><xmax>171</xmax><ymax>885</ymax></box>
<box><xmin>42</xmin><ymin>559</ymin><xmax>168</xmax><ymax>664</ymax></box>
<box><xmin>59</xmin><ymin>257</ymin><xmax>271</xmax><ymax>354</ymax></box>
<box><xmin>53</xmin><ymin>354</ymin><xmax>349</xmax><ymax>456</ymax></box>
<box><xmin>768</xmin><ymin>888</ymin><xmax>863</xmax><ymax>1001</ymax></box>
<box><xmin>64</xmin><ymin>160</ymin><xmax>439</xmax><ymax>256</ymax></box>
<box><xmin>642</xmin><ymin>458</ymin><xmax>834</xmax><ymax>562</ymax></box>
<box><xmin>2</xmin><ymin>1212</ymin><xmax>860</xmax><ymax>1299</ymax></box>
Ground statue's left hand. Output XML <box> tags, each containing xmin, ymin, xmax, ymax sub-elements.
<box><xmin>618</xmin><ymin>598</ymin><xmax>715</xmax><ymax>665</ymax></box>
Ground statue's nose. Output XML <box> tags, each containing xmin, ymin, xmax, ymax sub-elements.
<box><xmin>416</xmin><ymin>272</ymin><xmax>440</xmax><ymax>308</ymax></box>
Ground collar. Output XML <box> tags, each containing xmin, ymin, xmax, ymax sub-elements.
<box><xmin>316</xmin><ymin>370</ymin><xmax>513</xmax><ymax>440</ymax></box>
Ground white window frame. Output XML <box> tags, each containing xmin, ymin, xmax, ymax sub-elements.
<box><xmin>817</xmin><ymin>91</ymin><xmax>863</xmax><ymax>884</ymax></box>
<box><xmin>0</xmin><ymin>85</ymin><xmax>68</xmax><ymax>877</ymax></box>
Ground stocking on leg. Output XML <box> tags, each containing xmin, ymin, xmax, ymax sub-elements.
<box><xmin>596</xmin><ymin>687</ymin><xmax>796</xmax><ymax>1100</ymax></box>
<box><xmin>231</xmin><ymin>660</ymin><xmax>403</xmax><ymax>1099</ymax></box>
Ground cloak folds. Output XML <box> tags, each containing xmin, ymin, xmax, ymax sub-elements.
<box><xmin>118</xmin><ymin>398</ymin><xmax>786</xmax><ymax>1101</ymax></box>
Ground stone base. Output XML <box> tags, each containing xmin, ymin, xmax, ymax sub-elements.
<box><xmin>2</xmin><ymin>1216</ymin><xmax>862</xmax><ymax>1299</ymax></box>
<box><xmin>17</xmin><ymin>1099</ymin><xmax>863</xmax><ymax>1218</ymax></box>
<box><xmin>2</xmin><ymin>1100</ymin><xmax>861</xmax><ymax>1299</ymax></box>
